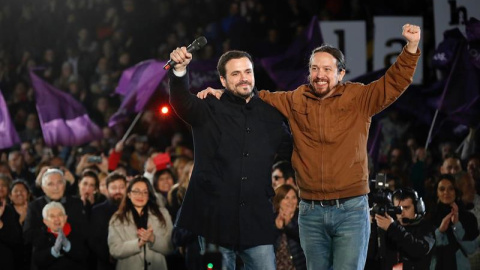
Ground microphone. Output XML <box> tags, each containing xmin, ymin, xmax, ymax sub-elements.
<box><xmin>163</xmin><ymin>36</ymin><xmax>208</xmax><ymax>70</ymax></box>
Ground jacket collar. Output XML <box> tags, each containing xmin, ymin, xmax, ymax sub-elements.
<box><xmin>222</xmin><ymin>87</ymin><xmax>259</xmax><ymax>105</ymax></box>
<box><xmin>302</xmin><ymin>82</ymin><xmax>346</xmax><ymax>100</ymax></box>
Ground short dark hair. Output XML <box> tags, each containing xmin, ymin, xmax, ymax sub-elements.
<box><xmin>309</xmin><ymin>44</ymin><xmax>346</xmax><ymax>72</ymax></box>
<box><xmin>217</xmin><ymin>50</ymin><xmax>254</xmax><ymax>78</ymax></box>
<box><xmin>81</xmin><ymin>169</ymin><xmax>100</xmax><ymax>189</ymax></box>
<box><xmin>393</xmin><ymin>187</ymin><xmax>417</xmax><ymax>203</ymax></box>
<box><xmin>272</xmin><ymin>161</ymin><xmax>295</xmax><ymax>181</ymax></box>
<box><xmin>105</xmin><ymin>172</ymin><xmax>127</xmax><ymax>188</ymax></box>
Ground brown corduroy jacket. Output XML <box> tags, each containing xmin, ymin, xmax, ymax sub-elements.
<box><xmin>259</xmin><ymin>47</ymin><xmax>421</xmax><ymax>200</ymax></box>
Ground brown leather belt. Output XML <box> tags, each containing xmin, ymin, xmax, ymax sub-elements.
<box><xmin>301</xmin><ymin>195</ymin><xmax>362</xmax><ymax>207</ymax></box>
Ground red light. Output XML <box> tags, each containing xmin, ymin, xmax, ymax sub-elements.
<box><xmin>159</xmin><ymin>106</ymin><xmax>169</xmax><ymax>115</ymax></box>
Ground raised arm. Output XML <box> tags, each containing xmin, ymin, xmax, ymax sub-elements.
<box><xmin>168</xmin><ymin>47</ymin><xmax>208</xmax><ymax>125</ymax></box>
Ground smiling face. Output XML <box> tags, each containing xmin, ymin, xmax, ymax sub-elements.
<box><xmin>128</xmin><ymin>181</ymin><xmax>149</xmax><ymax>209</ymax></box>
<box><xmin>309</xmin><ymin>52</ymin><xmax>345</xmax><ymax>99</ymax></box>
<box><xmin>437</xmin><ymin>179</ymin><xmax>456</xmax><ymax>205</ymax></box>
<box><xmin>280</xmin><ymin>189</ymin><xmax>298</xmax><ymax>214</ymax></box>
<box><xmin>156</xmin><ymin>172</ymin><xmax>174</xmax><ymax>193</ymax></box>
<box><xmin>220</xmin><ymin>57</ymin><xmax>255</xmax><ymax>101</ymax></box>
<box><xmin>43</xmin><ymin>207</ymin><xmax>67</xmax><ymax>232</ymax></box>
<box><xmin>9</xmin><ymin>183</ymin><xmax>29</xmax><ymax>206</ymax></box>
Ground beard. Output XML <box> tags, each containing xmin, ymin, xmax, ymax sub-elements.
<box><xmin>227</xmin><ymin>80</ymin><xmax>253</xmax><ymax>100</ymax></box>
<box><xmin>110</xmin><ymin>194</ymin><xmax>124</xmax><ymax>205</ymax></box>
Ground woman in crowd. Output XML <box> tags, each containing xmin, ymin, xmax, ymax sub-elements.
<box><xmin>429</xmin><ymin>174</ymin><xmax>479</xmax><ymax>270</ymax></box>
<box><xmin>273</xmin><ymin>184</ymin><xmax>306</xmax><ymax>270</ymax></box>
<box><xmin>78</xmin><ymin>170</ymin><xmax>106</xmax><ymax>218</ymax></box>
<box><xmin>108</xmin><ymin>176</ymin><xmax>173</xmax><ymax>270</ymax></box>
<box><xmin>167</xmin><ymin>160</ymin><xmax>193</xmax><ymax>222</ymax></box>
<box><xmin>0</xmin><ymin>193</ymin><xmax>26</xmax><ymax>270</ymax></box>
<box><xmin>168</xmin><ymin>161</ymin><xmax>200</xmax><ymax>269</ymax></box>
<box><xmin>9</xmin><ymin>179</ymin><xmax>32</xmax><ymax>225</ymax></box>
<box><xmin>153</xmin><ymin>168</ymin><xmax>176</xmax><ymax>208</ymax></box>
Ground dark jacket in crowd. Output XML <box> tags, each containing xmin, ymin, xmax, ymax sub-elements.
<box><xmin>273</xmin><ymin>211</ymin><xmax>306</xmax><ymax>270</ymax></box>
<box><xmin>382</xmin><ymin>218</ymin><xmax>435</xmax><ymax>270</ymax></box>
<box><xmin>430</xmin><ymin>202</ymin><xmax>479</xmax><ymax>270</ymax></box>
<box><xmin>32</xmin><ymin>223</ymin><xmax>88</xmax><ymax>270</ymax></box>
<box><xmin>169</xmin><ymin>71</ymin><xmax>291</xmax><ymax>247</ymax></box>
<box><xmin>0</xmin><ymin>204</ymin><xmax>25</xmax><ymax>270</ymax></box>
<box><xmin>89</xmin><ymin>199</ymin><xmax>119</xmax><ymax>270</ymax></box>
<box><xmin>23</xmin><ymin>196</ymin><xmax>88</xmax><ymax>246</ymax></box>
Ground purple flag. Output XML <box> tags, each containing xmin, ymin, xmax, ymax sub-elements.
<box><xmin>0</xmin><ymin>89</ymin><xmax>21</xmax><ymax>149</ymax></box>
<box><xmin>109</xmin><ymin>60</ymin><xmax>168</xmax><ymax>127</ymax></box>
<box><xmin>184</xmin><ymin>59</ymin><xmax>222</xmax><ymax>93</ymax></box>
<box><xmin>29</xmin><ymin>70</ymin><xmax>103</xmax><ymax>147</ymax></box>
<box><xmin>432</xmin><ymin>23</ymin><xmax>480</xmax><ymax>127</ymax></box>
<box><xmin>260</xmin><ymin>16</ymin><xmax>323</xmax><ymax>90</ymax></box>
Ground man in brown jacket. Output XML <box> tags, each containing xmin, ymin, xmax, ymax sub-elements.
<box><xmin>199</xmin><ymin>24</ymin><xmax>421</xmax><ymax>269</ymax></box>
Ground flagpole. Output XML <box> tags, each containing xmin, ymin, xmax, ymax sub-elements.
<box><xmin>425</xmin><ymin>109</ymin><xmax>439</xmax><ymax>151</ymax></box>
<box><xmin>121</xmin><ymin>112</ymin><xmax>143</xmax><ymax>142</ymax></box>
<box><xmin>425</xmin><ymin>41</ymin><xmax>464</xmax><ymax>151</ymax></box>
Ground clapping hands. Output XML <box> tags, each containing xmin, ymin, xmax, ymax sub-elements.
<box><xmin>52</xmin><ymin>229</ymin><xmax>71</xmax><ymax>255</ymax></box>
<box><xmin>439</xmin><ymin>202</ymin><xmax>459</xmax><ymax>233</ymax></box>
<box><xmin>137</xmin><ymin>226</ymin><xmax>155</xmax><ymax>247</ymax></box>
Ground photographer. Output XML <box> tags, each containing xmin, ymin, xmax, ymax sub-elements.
<box><xmin>374</xmin><ymin>188</ymin><xmax>435</xmax><ymax>269</ymax></box>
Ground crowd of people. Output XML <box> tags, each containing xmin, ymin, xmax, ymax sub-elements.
<box><xmin>1</xmin><ymin>0</ymin><xmax>480</xmax><ymax>270</ymax></box>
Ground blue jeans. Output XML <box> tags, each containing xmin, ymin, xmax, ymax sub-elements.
<box><xmin>218</xmin><ymin>244</ymin><xmax>275</xmax><ymax>270</ymax></box>
<box><xmin>298</xmin><ymin>195</ymin><xmax>370</xmax><ymax>270</ymax></box>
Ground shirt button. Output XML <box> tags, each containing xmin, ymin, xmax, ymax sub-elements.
<box><xmin>243</xmin><ymin>152</ymin><xmax>249</xmax><ymax>157</ymax></box>
<box><xmin>241</xmin><ymin>177</ymin><xmax>247</xmax><ymax>181</ymax></box>
<box><xmin>246</xmin><ymin>127</ymin><xmax>251</xmax><ymax>133</ymax></box>
<box><xmin>240</xmin><ymin>201</ymin><xmax>246</xmax><ymax>206</ymax></box>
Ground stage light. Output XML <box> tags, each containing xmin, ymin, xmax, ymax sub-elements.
<box><xmin>159</xmin><ymin>105</ymin><xmax>169</xmax><ymax>115</ymax></box>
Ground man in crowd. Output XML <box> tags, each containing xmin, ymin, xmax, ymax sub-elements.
<box><xmin>23</xmin><ymin>169</ymin><xmax>87</xmax><ymax>258</ymax></box>
<box><xmin>374</xmin><ymin>188</ymin><xmax>435</xmax><ymax>269</ymax></box>
<box><xmin>271</xmin><ymin>160</ymin><xmax>297</xmax><ymax>189</ymax></box>
<box><xmin>31</xmin><ymin>201</ymin><xmax>88</xmax><ymax>269</ymax></box>
<box><xmin>89</xmin><ymin>172</ymin><xmax>127</xmax><ymax>270</ymax></box>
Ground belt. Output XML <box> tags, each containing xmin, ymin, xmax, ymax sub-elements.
<box><xmin>301</xmin><ymin>195</ymin><xmax>361</xmax><ymax>207</ymax></box>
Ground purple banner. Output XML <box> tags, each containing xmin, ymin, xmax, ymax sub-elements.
<box><xmin>29</xmin><ymin>70</ymin><xmax>103</xmax><ymax>146</ymax></box>
<box><xmin>109</xmin><ymin>60</ymin><xmax>168</xmax><ymax>127</ymax></box>
<box><xmin>260</xmin><ymin>16</ymin><xmax>323</xmax><ymax>90</ymax></box>
<box><xmin>109</xmin><ymin>59</ymin><xmax>222</xmax><ymax>127</ymax></box>
<box><xmin>0</xmin><ymin>89</ymin><xmax>21</xmax><ymax>149</ymax></box>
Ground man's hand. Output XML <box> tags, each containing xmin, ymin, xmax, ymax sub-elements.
<box><xmin>375</xmin><ymin>213</ymin><xmax>394</xmax><ymax>231</ymax></box>
<box><xmin>402</xmin><ymin>24</ymin><xmax>421</xmax><ymax>54</ymax></box>
<box><xmin>170</xmin><ymin>47</ymin><xmax>192</xmax><ymax>72</ymax></box>
<box><xmin>36</xmin><ymin>166</ymin><xmax>49</xmax><ymax>187</ymax></box>
<box><xmin>196</xmin><ymin>87</ymin><xmax>224</xmax><ymax>100</ymax></box>
<box><xmin>61</xmin><ymin>166</ymin><xmax>75</xmax><ymax>185</ymax></box>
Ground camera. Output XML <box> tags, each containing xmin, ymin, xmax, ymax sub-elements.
<box><xmin>87</xmin><ymin>156</ymin><xmax>102</xmax><ymax>163</ymax></box>
<box><xmin>370</xmin><ymin>173</ymin><xmax>402</xmax><ymax>216</ymax></box>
